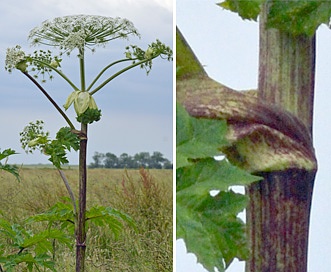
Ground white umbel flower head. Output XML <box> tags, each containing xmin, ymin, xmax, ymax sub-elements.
<box><xmin>5</xmin><ymin>45</ymin><xmax>27</xmax><ymax>72</ymax></box>
<box><xmin>28</xmin><ymin>15</ymin><xmax>140</xmax><ymax>55</ymax></box>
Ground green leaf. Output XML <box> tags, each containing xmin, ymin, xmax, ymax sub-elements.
<box><xmin>177</xmin><ymin>158</ymin><xmax>260</xmax><ymax>196</ymax></box>
<box><xmin>0</xmin><ymin>149</ymin><xmax>20</xmax><ymax>181</ymax></box>
<box><xmin>55</xmin><ymin>127</ymin><xmax>80</xmax><ymax>151</ymax></box>
<box><xmin>86</xmin><ymin>206</ymin><xmax>137</xmax><ymax>238</ymax></box>
<box><xmin>267</xmin><ymin>1</ymin><xmax>331</xmax><ymax>36</ymax></box>
<box><xmin>218</xmin><ymin>0</ymin><xmax>331</xmax><ymax>36</ymax></box>
<box><xmin>177</xmin><ymin>191</ymin><xmax>250</xmax><ymax>271</ymax></box>
<box><xmin>0</xmin><ymin>148</ymin><xmax>17</xmax><ymax>161</ymax></box>
<box><xmin>0</xmin><ymin>164</ymin><xmax>20</xmax><ymax>181</ymax></box>
<box><xmin>76</xmin><ymin>108</ymin><xmax>102</xmax><ymax>124</ymax></box>
<box><xmin>26</xmin><ymin>199</ymin><xmax>74</xmax><ymax>223</ymax></box>
<box><xmin>176</xmin><ymin>104</ymin><xmax>262</xmax><ymax>271</ymax></box>
<box><xmin>176</xmin><ymin>103</ymin><xmax>228</xmax><ymax>168</ymax></box>
<box><xmin>22</xmin><ymin>229</ymin><xmax>71</xmax><ymax>249</ymax></box>
<box><xmin>217</xmin><ymin>0</ymin><xmax>263</xmax><ymax>21</ymax></box>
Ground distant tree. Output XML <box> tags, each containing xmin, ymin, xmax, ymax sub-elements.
<box><xmin>103</xmin><ymin>152</ymin><xmax>119</xmax><ymax>168</ymax></box>
<box><xmin>90</xmin><ymin>151</ymin><xmax>172</xmax><ymax>169</ymax></box>
<box><xmin>150</xmin><ymin>151</ymin><xmax>166</xmax><ymax>169</ymax></box>
<box><xmin>163</xmin><ymin>159</ymin><xmax>173</xmax><ymax>169</ymax></box>
<box><xmin>119</xmin><ymin>153</ymin><xmax>136</xmax><ymax>168</ymax></box>
<box><xmin>134</xmin><ymin>152</ymin><xmax>151</xmax><ymax>168</ymax></box>
<box><xmin>90</xmin><ymin>152</ymin><xmax>105</xmax><ymax>168</ymax></box>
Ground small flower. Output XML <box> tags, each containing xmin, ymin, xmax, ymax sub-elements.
<box><xmin>28</xmin><ymin>15</ymin><xmax>141</xmax><ymax>56</ymax></box>
<box><xmin>5</xmin><ymin>45</ymin><xmax>27</xmax><ymax>72</ymax></box>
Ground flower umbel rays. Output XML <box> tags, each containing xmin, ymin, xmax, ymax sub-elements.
<box><xmin>28</xmin><ymin>15</ymin><xmax>141</xmax><ymax>55</ymax></box>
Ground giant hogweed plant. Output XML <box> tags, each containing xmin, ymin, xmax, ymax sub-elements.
<box><xmin>177</xmin><ymin>1</ymin><xmax>331</xmax><ymax>271</ymax></box>
<box><xmin>5</xmin><ymin>15</ymin><xmax>172</xmax><ymax>271</ymax></box>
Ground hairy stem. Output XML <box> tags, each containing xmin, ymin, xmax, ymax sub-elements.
<box><xmin>76</xmin><ymin>123</ymin><xmax>87</xmax><ymax>272</ymax></box>
<box><xmin>76</xmin><ymin>48</ymin><xmax>87</xmax><ymax>272</ymax></box>
<box><xmin>246</xmin><ymin>3</ymin><xmax>317</xmax><ymax>271</ymax></box>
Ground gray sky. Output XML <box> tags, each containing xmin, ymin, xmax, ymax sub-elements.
<box><xmin>1</xmin><ymin>0</ymin><xmax>173</xmax><ymax>165</ymax></box>
<box><xmin>177</xmin><ymin>0</ymin><xmax>331</xmax><ymax>271</ymax></box>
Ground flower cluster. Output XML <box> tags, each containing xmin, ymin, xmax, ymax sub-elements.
<box><xmin>28</xmin><ymin>15</ymin><xmax>140</xmax><ymax>56</ymax></box>
<box><xmin>30</xmin><ymin>50</ymin><xmax>62</xmax><ymax>81</ymax></box>
<box><xmin>5</xmin><ymin>45</ymin><xmax>27</xmax><ymax>73</ymax></box>
<box><xmin>5</xmin><ymin>45</ymin><xmax>62</xmax><ymax>82</ymax></box>
<box><xmin>125</xmin><ymin>39</ymin><xmax>173</xmax><ymax>74</ymax></box>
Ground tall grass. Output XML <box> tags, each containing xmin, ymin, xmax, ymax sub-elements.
<box><xmin>0</xmin><ymin>167</ymin><xmax>173</xmax><ymax>271</ymax></box>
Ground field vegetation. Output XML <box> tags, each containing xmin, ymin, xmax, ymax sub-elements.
<box><xmin>0</xmin><ymin>167</ymin><xmax>173</xmax><ymax>271</ymax></box>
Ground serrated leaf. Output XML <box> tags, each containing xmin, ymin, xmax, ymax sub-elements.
<box><xmin>177</xmin><ymin>201</ymin><xmax>225</xmax><ymax>271</ymax></box>
<box><xmin>56</xmin><ymin>127</ymin><xmax>79</xmax><ymax>151</ymax></box>
<box><xmin>176</xmin><ymin>103</ymin><xmax>228</xmax><ymax>168</ymax></box>
<box><xmin>86</xmin><ymin>206</ymin><xmax>137</xmax><ymax>238</ymax></box>
<box><xmin>267</xmin><ymin>1</ymin><xmax>331</xmax><ymax>36</ymax></box>
<box><xmin>26</xmin><ymin>199</ymin><xmax>75</xmax><ymax>227</ymax></box>
<box><xmin>177</xmin><ymin>158</ymin><xmax>261</xmax><ymax>196</ymax></box>
<box><xmin>218</xmin><ymin>0</ymin><xmax>331</xmax><ymax>36</ymax></box>
<box><xmin>22</xmin><ymin>229</ymin><xmax>71</xmax><ymax>249</ymax></box>
<box><xmin>177</xmin><ymin>190</ymin><xmax>250</xmax><ymax>271</ymax></box>
<box><xmin>176</xmin><ymin>103</ymin><xmax>262</xmax><ymax>271</ymax></box>
<box><xmin>217</xmin><ymin>0</ymin><xmax>263</xmax><ymax>21</ymax></box>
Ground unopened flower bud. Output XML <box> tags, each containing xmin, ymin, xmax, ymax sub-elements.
<box><xmin>144</xmin><ymin>47</ymin><xmax>154</xmax><ymax>59</ymax></box>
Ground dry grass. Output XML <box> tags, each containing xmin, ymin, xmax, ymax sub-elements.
<box><xmin>0</xmin><ymin>167</ymin><xmax>173</xmax><ymax>271</ymax></box>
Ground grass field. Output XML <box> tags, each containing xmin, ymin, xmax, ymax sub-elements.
<box><xmin>0</xmin><ymin>167</ymin><xmax>173</xmax><ymax>271</ymax></box>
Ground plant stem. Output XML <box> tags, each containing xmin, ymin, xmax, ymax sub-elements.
<box><xmin>79</xmin><ymin>51</ymin><xmax>86</xmax><ymax>92</ymax></box>
<box><xmin>22</xmin><ymin>71</ymin><xmax>76</xmax><ymax>130</ymax></box>
<box><xmin>76</xmin><ymin>49</ymin><xmax>87</xmax><ymax>272</ymax></box>
<box><xmin>246</xmin><ymin>169</ymin><xmax>315</xmax><ymax>271</ymax></box>
<box><xmin>58</xmin><ymin>169</ymin><xmax>77</xmax><ymax>215</ymax></box>
<box><xmin>246</xmin><ymin>3</ymin><xmax>317</xmax><ymax>271</ymax></box>
<box><xmin>76</xmin><ymin>123</ymin><xmax>87</xmax><ymax>272</ymax></box>
<box><xmin>176</xmin><ymin>27</ymin><xmax>207</xmax><ymax>80</ymax></box>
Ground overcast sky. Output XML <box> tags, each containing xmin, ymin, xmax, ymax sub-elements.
<box><xmin>1</xmin><ymin>0</ymin><xmax>173</xmax><ymax>165</ymax></box>
<box><xmin>177</xmin><ymin>0</ymin><xmax>331</xmax><ymax>271</ymax></box>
